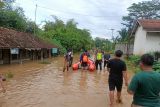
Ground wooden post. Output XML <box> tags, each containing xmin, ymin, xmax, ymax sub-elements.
<box><xmin>41</xmin><ymin>49</ymin><xmax>43</xmax><ymax>61</ymax></box>
<box><xmin>49</xmin><ymin>49</ymin><xmax>51</xmax><ymax>58</ymax></box>
<box><xmin>10</xmin><ymin>49</ymin><xmax>12</xmax><ymax>64</ymax></box>
<box><xmin>33</xmin><ymin>50</ymin><xmax>35</xmax><ymax>60</ymax></box>
<box><xmin>19</xmin><ymin>49</ymin><xmax>22</xmax><ymax>64</ymax></box>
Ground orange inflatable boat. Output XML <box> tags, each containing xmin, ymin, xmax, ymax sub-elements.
<box><xmin>72</xmin><ymin>59</ymin><xmax>95</xmax><ymax>71</ymax></box>
<box><xmin>72</xmin><ymin>62</ymin><xmax>80</xmax><ymax>70</ymax></box>
<box><xmin>88</xmin><ymin>59</ymin><xmax>95</xmax><ymax>71</ymax></box>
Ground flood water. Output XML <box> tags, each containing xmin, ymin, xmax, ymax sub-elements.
<box><xmin>0</xmin><ymin>56</ymin><xmax>133</xmax><ymax>107</ymax></box>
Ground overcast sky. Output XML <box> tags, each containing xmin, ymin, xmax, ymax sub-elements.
<box><xmin>15</xmin><ymin>0</ymin><xmax>147</xmax><ymax>39</ymax></box>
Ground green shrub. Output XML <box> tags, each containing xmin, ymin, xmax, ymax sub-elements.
<box><xmin>153</xmin><ymin>61</ymin><xmax>160</xmax><ymax>72</ymax></box>
<box><xmin>5</xmin><ymin>71</ymin><xmax>14</xmax><ymax>79</ymax></box>
<box><xmin>128</xmin><ymin>55</ymin><xmax>160</xmax><ymax>73</ymax></box>
<box><xmin>129</xmin><ymin>55</ymin><xmax>141</xmax><ymax>66</ymax></box>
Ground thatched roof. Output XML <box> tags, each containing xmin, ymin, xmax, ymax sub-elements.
<box><xmin>0</xmin><ymin>27</ymin><xmax>57</xmax><ymax>49</ymax></box>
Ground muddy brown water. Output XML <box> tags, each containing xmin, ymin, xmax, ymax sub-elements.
<box><xmin>0</xmin><ymin>56</ymin><xmax>133</xmax><ymax>107</ymax></box>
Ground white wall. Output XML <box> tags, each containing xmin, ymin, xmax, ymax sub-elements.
<box><xmin>145</xmin><ymin>32</ymin><xmax>160</xmax><ymax>53</ymax></box>
<box><xmin>133</xmin><ymin>26</ymin><xmax>147</xmax><ymax>55</ymax></box>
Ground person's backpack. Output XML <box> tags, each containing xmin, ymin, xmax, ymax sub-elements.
<box><xmin>83</xmin><ymin>54</ymin><xmax>88</xmax><ymax>62</ymax></box>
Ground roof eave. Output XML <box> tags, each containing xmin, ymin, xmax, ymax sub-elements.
<box><xmin>130</xmin><ymin>20</ymin><xmax>140</xmax><ymax>37</ymax></box>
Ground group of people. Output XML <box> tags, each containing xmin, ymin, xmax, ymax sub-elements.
<box><xmin>94</xmin><ymin>49</ymin><xmax>111</xmax><ymax>71</ymax></box>
<box><xmin>64</xmin><ymin>49</ymin><xmax>160</xmax><ymax>107</ymax></box>
<box><xmin>95</xmin><ymin>50</ymin><xmax>160</xmax><ymax>107</ymax></box>
<box><xmin>0</xmin><ymin>48</ymin><xmax>160</xmax><ymax>107</ymax></box>
<box><xmin>79</xmin><ymin>49</ymin><xmax>110</xmax><ymax>71</ymax></box>
<box><xmin>63</xmin><ymin>48</ymin><xmax>111</xmax><ymax>71</ymax></box>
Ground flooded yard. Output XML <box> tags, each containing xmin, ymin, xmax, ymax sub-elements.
<box><xmin>0</xmin><ymin>56</ymin><xmax>133</xmax><ymax>107</ymax></box>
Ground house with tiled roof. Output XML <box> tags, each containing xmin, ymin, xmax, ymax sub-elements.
<box><xmin>0</xmin><ymin>27</ymin><xmax>57</xmax><ymax>64</ymax></box>
<box><xmin>131</xmin><ymin>19</ymin><xmax>160</xmax><ymax>55</ymax></box>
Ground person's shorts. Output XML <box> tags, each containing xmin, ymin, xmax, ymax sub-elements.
<box><xmin>109</xmin><ymin>78</ymin><xmax>123</xmax><ymax>92</ymax></box>
<box><xmin>81</xmin><ymin>62</ymin><xmax>88</xmax><ymax>67</ymax></box>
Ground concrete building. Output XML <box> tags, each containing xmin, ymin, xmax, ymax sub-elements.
<box><xmin>131</xmin><ymin>19</ymin><xmax>160</xmax><ymax>55</ymax></box>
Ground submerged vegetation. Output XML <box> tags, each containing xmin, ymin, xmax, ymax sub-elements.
<box><xmin>5</xmin><ymin>71</ymin><xmax>14</xmax><ymax>79</ymax></box>
<box><xmin>40</xmin><ymin>60</ymin><xmax>51</xmax><ymax>64</ymax></box>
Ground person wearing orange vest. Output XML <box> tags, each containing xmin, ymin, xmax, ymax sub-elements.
<box><xmin>81</xmin><ymin>52</ymin><xmax>89</xmax><ymax>70</ymax></box>
<box><xmin>95</xmin><ymin>50</ymin><xmax>103</xmax><ymax>71</ymax></box>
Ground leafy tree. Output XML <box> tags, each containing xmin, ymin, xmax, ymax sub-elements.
<box><xmin>0</xmin><ymin>0</ymin><xmax>94</xmax><ymax>54</ymax></box>
<box><xmin>0</xmin><ymin>0</ymin><xmax>27</xmax><ymax>31</ymax></box>
<box><xmin>25</xmin><ymin>20</ymin><xmax>39</xmax><ymax>34</ymax></box>
<box><xmin>0</xmin><ymin>0</ymin><xmax>15</xmax><ymax>10</ymax></box>
<box><xmin>95</xmin><ymin>37</ymin><xmax>112</xmax><ymax>51</ymax></box>
<box><xmin>40</xmin><ymin>17</ymin><xmax>93</xmax><ymax>53</ymax></box>
<box><xmin>122</xmin><ymin>0</ymin><xmax>160</xmax><ymax>29</ymax></box>
<box><xmin>0</xmin><ymin>1</ymin><xmax>5</xmax><ymax>9</ymax></box>
<box><xmin>117</xmin><ymin>28</ymin><xmax>128</xmax><ymax>43</ymax></box>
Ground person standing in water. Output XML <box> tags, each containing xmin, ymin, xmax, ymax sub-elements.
<box><xmin>69</xmin><ymin>49</ymin><xmax>73</xmax><ymax>67</ymax></box>
<box><xmin>80</xmin><ymin>52</ymin><xmax>89</xmax><ymax>71</ymax></box>
<box><xmin>128</xmin><ymin>54</ymin><xmax>160</xmax><ymax>107</ymax></box>
<box><xmin>107</xmin><ymin>50</ymin><xmax>128</xmax><ymax>107</ymax></box>
<box><xmin>0</xmin><ymin>74</ymin><xmax>6</xmax><ymax>93</ymax></box>
<box><xmin>95</xmin><ymin>50</ymin><xmax>103</xmax><ymax>71</ymax></box>
<box><xmin>103</xmin><ymin>52</ymin><xmax>111</xmax><ymax>70</ymax></box>
<box><xmin>63</xmin><ymin>49</ymin><xmax>72</xmax><ymax>72</ymax></box>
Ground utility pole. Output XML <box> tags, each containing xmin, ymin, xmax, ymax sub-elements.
<box><xmin>110</xmin><ymin>28</ymin><xmax>115</xmax><ymax>37</ymax></box>
<box><xmin>110</xmin><ymin>29</ymin><xmax>115</xmax><ymax>50</ymax></box>
<box><xmin>34</xmin><ymin>4</ymin><xmax>37</xmax><ymax>36</ymax></box>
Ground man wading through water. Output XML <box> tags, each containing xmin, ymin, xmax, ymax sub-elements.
<box><xmin>107</xmin><ymin>50</ymin><xmax>128</xmax><ymax>107</ymax></box>
<box><xmin>95</xmin><ymin>50</ymin><xmax>103</xmax><ymax>71</ymax></box>
<box><xmin>128</xmin><ymin>54</ymin><xmax>160</xmax><ymax>107</ymax></box>
<box><xmin>63</xmin><ymin>49</ymin><xmax>73</xmax><ymax>72</ymax></box>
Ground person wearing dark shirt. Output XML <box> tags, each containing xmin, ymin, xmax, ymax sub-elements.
<box><xmin>107</xmin><ymin>50</ymin><xmax>128</xmax><ymax>107</ymax></box>
<box><xmin>128</xmin><ymin>54</ymin><xmax>160</xmax><ymax>107</ymax></box>
<box><xmin>63</xmin><ymin>49</ymin><xmax>72</xmax><ymax>72</ymax></box>
<box><xmin>103</xmin><ymin>52</ymin><xmax>111</xmax><ymax>69</ymax></box>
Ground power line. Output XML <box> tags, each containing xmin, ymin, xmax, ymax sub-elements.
<box><xmin>37</xmin><ymin>5</ymin><xmax>121</xmax><ymax>18</ymax></box>
<box><xmin>15</xmin><ymin>1</ymin><xmax>122</xmax><ymax>18</ymax></box>
<box><xmin>15</xmin><ymin>0</ymin><xmax>120</xmax><ymax>35</ymax></box>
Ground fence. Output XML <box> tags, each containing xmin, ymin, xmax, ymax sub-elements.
<box><xmin>115</xmin><ymin>43</ymin><xmax>134</xmax><ymax>55</ymax></box>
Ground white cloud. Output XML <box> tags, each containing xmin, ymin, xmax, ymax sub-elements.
<box><xmin>15</xmin><ymin>0</ymin><xmax>147</xmax><ymax>39</ymax></box>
